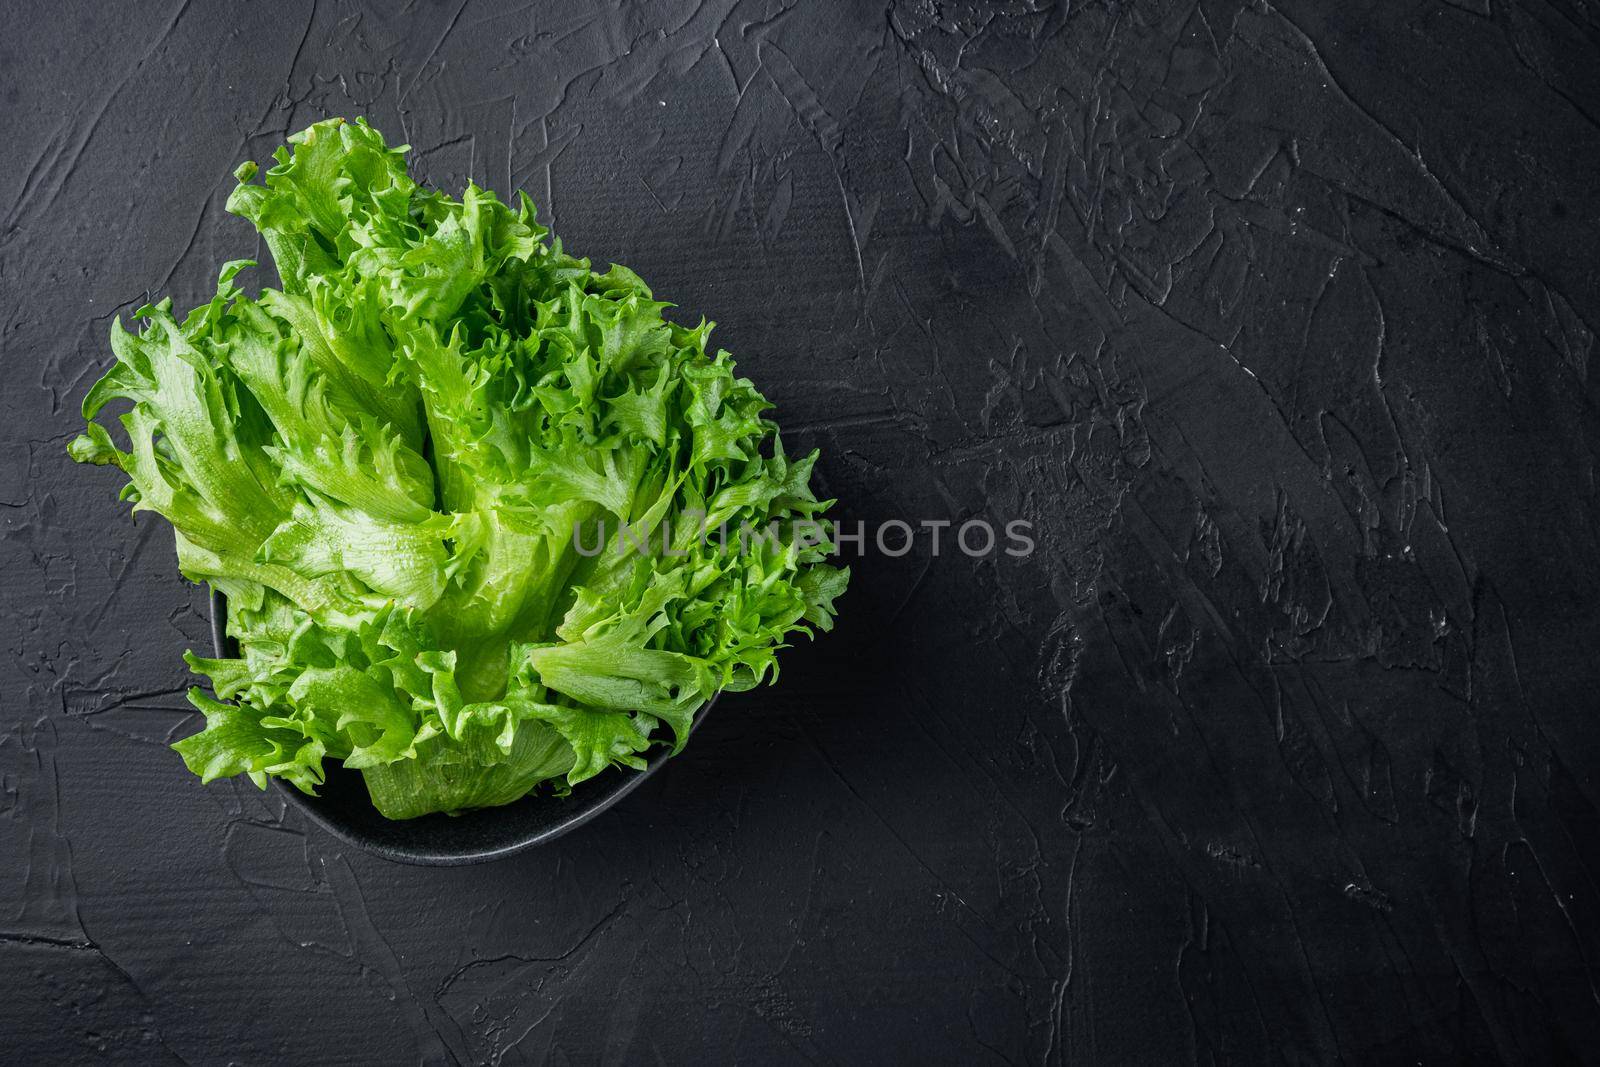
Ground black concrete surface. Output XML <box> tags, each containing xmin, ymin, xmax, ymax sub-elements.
<box><xmin>3</xmin><ymin>0</ymin><xmax>1600</xmax><ymax>1062</ymax></box>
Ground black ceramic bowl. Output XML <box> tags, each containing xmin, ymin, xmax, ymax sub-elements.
<box><xmin>209</xmin><ymin>589</ymin><xmax>708</xmax><ymax>865</ymax></box>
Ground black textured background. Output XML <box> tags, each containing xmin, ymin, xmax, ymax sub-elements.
<box><xmin>4</xmin><ymin>0</ymin><xmax>1600</xmax><ymax>1063</ymax></box>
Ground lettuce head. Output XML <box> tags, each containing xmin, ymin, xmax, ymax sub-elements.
<box><xmin>70</xmin><ymin>118</ymin><xmax>847</xmax><ymax>819</ymax></box>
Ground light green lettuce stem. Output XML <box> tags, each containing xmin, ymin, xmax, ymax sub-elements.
<box><xmin>360</xmin><ymin>719</ymin><xmax>575</xmax><ymax>819</ymax></box>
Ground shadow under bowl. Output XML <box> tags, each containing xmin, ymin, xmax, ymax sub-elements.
<box><xmin>209</xmin><ymin>588</ymin><xmax>708</xmax><ymax>866</ymax></box>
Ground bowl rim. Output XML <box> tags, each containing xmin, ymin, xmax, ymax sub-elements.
<box><xmin>208</xmin><ymin>587</ymin><xmax>710</xmax><ymax>865</ymax></box>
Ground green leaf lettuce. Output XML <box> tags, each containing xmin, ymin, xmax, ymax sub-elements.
<box><xmin>71</xmin><ymin>118</ymin><xmax>847</xmax><ymax>818</ymax></box>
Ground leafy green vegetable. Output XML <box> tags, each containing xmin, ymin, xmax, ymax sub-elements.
<box><xmin>71</xmin><ymin>118</ymin><xmax>847</xmax><ymax>818</ymax></box>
